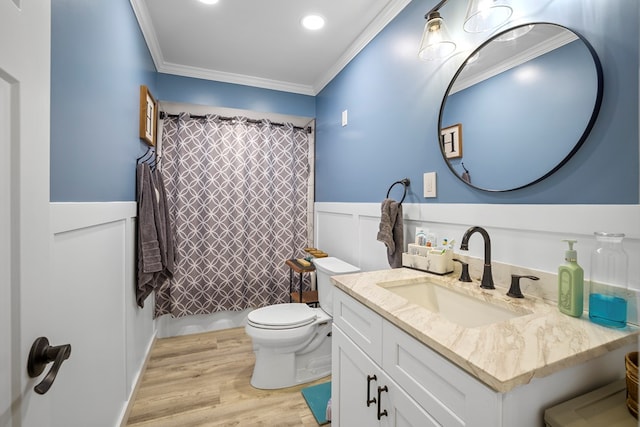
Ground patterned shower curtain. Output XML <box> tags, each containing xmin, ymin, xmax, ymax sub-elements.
<box><xmin>155</xmin><ymin>113</ymin><xmax>309</xmax><ymax>317</ymax></box>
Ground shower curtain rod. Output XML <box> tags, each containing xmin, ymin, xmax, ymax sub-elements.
<box><xmin>159</xmin><ymin>111</ymin><xmax>311</xmax><ymax>133</ymax></box>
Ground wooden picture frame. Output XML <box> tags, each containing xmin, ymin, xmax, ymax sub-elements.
<box><xmin>441</xmin><ymin>123</ymin><xmax>463</xmax><ymax>159</ymax></box>
<box><xmin>139</xmin><ymin>85</ymin><xmax>157</xmax><ymax>146</ymax></box>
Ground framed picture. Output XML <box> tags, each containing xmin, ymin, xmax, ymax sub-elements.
<box><xmin>139</xmin><ymin>85</ymin><xmax>157</xmax><ymax>146</ymax></box>
<box><xmin>441</xmin><ymin>123</ymin><xmax>462</xmax><ymax>159</ymax></box>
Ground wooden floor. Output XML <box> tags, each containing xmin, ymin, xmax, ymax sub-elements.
<box><xmin>125</xmin><ymin>327</ymin><xmax>329</xmax><ymax>427</ymax></box>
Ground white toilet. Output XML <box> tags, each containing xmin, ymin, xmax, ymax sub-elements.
<box><xmin>245</xmin><ymin>257</ymin><xmax>360</xmax><ymax>389</ymax></box>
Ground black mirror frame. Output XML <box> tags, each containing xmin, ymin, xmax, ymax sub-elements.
<box><xmin>438</xmin><ymin>22</ymin><xmax>604</xmax><ymax>192</ymax></box>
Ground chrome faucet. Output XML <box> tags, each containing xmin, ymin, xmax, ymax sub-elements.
<box><xmin>460</xmin><ymin>226</ymin><xmax>495</xmax><ymax>289</ymax></box>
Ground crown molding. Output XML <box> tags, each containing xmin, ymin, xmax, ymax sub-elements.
<box><xmin>129</xmin><ymin>0</ymin><xmax>316</xmax><ymax>95</ymax></box>
<box><xmin>131</xmin><ymin>0</ymin><xmax>411</xmax><ymax>96</ymax></box>
<box><xmin>129</xmin><ymin>0</ymin><xmax>164</xmax><ymax>72</ymax></box>
<box><xmin>159</xmin><ymin>62</ymin><xmax>317</xmax><ymax>96</ymax></box>
<box><xmin>312</xmin><ymin>0</ymin><xmax>413</xmax><ymax>94</ymax></box>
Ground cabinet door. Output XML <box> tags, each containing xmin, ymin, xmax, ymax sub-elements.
<box><xmin>332</xmin><ymin>325</ymin><xmax>380</xmax><ymax>427</ymax></box>
<box><xmin>380</xmin><ymin>375</ymin><xmax>440</xmax><ymax>427</ymax></box>
<box><xmin>333</xmin><ymin>326</ymin><xmax>439</xmax><ymax>427</ymax></box>
<box><xmin>382</xmin><ymin>320</ymin><xmax>500</xmax><ymax>427</ymax></box>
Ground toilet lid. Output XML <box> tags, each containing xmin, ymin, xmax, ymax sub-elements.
<box><xmin>313</xmin><ymin>257</ymin><xmax>360</xmax><ymax>275</ymax></box>
<box><xmin>248</xmin><ymin>304</ymin><xmax>317</xmax><ymax>329</ymax></box>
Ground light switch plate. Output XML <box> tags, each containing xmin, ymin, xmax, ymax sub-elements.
<box><xmin>341</xmin><ymin>110</ymin><xmax>348</xmax><ymax>126</ymax></box>
<box><xmin>424</xmin><ymin>172</ymin><xmax>436</xmax><ymax>198</ymax></box>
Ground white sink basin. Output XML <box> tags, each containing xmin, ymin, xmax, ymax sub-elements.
<box><xmin>378</xmin><ymin>280</ymin><xmax>529</xmax><ymax>328</ymax></box>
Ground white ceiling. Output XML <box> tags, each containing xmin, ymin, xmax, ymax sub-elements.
<box><xmin>130</xmin><ymin>0</ymin><xmax>412</xmax><ymax>96</ymax></box>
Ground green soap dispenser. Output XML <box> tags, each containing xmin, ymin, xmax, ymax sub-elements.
<box><xmin>558</xmin><ymin>240</ymin><xmax>584</xmax><ymax>317</ymax></box>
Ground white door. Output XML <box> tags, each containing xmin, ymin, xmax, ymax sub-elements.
<box><xmin>1</xmin><ymin>1</ymin><xmax>57</xmax><ymax>426</ymax></box>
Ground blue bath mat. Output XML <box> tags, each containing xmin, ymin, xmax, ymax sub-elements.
<box><xmin>301</xmin><ymin>381</ymin><xmax>331</xmax><ymax>425</ymax></box>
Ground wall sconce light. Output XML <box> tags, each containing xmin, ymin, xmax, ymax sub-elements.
<box><xmin>463</xmin><ymin>0</ymin><xmax>513</xmax><ymax>33</ymax></box>
<box><xmin>418</xmin><ymin>10</ymin><xmax>457</xmax><ymax>61</ymax></box>
<box><xmin>418</xmin><ymin>0</ymin><xmax>514</xmax><ymax>60</ymax></box>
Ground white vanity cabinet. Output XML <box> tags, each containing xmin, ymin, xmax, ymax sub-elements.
<box><xmin>331</xmin><ymin>287</ymin><xmax>636</xmax><ymax>427</ymax></box>
<box><xmin>332</xmin><ymin>288</ymin><xmax>500</xmax><ymax>426</ymax></box>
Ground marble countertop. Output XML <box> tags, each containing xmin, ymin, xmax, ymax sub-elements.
<box><xmin>331</xmin><ymin>268</ymin><xmax>639</xmax><ymax>393</ymax></box>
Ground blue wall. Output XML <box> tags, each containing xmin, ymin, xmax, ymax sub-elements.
<box><xmin>51</xmin><ymin>0</ymin><xmax>156</xmax><ymax>202</ymax></box>
<box><xmin>50</xmin><ymin>1</ymin><xmax>314</xmax><ymax>202</ymax></box>
<box><xmin>51</xmin><ymin>0</ymin><xmax>638</xmax><ymax>204</ymax></box>
<box><xmin>156</xmin><ymin>74</ymin><xmax>315</xmax><ymax>118</ymax></box>
<box><xmin>315</xmin><ymin>0</ymin><xmax>639</xmax><ymax>204</ymax></box>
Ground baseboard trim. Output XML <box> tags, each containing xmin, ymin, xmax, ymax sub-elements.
<box><xmin>119</xmin><ymin>332</ymin><xmax>157</xmax><ymax>427</ymax></box>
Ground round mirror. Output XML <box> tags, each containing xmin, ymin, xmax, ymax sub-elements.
<box><xmin>438</xmin><ymin>23</ymin><xmax>603</xmax><ymax>192</ymax></box>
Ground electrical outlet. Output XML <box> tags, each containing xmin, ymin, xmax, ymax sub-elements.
<box><xmin>423</xmin><ymin>172</ymin><xmax>436</xmax><ymax>198</ymax></box>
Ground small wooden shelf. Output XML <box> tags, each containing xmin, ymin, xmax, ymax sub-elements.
<box><xmin>285</xmin><ymin>259</ymin><xmax>318</xmax><ymax>306</ymax></box>
<box><xmin>285</xmin><ymin>258</ymin><xmax>315</xmax><ymax>273</ymax></box>
<box><xmin>290</xmin><ymin>290</ymin><xmax>318</xmax><ymax>304</ymax></box>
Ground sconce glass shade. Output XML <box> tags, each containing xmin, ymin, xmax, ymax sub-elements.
<box><xmin>418</xmin><ymin>12</ymin><xmax>456</xmax><ymax>61</ymax></box>
<box><xmin>463</xmin><ymin>0</ymin><xmax>513</xmax><ymax>33</ymax></box>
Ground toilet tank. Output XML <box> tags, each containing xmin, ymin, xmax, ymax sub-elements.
<box><xmin>313</xmin><ymin>257</ymin><xmax>360</xmax><ymax>315</ymax></box>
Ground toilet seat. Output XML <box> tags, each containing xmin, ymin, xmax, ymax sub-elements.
<box><xmin>247</xmin><ymin>303</ymin><xmax>317</xmax><ymax>330</ymax></box>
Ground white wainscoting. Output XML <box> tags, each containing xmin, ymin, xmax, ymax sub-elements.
<box><xmin>83</xmin><ymin>201</ymin><xmax>639</xmax><ymax>347</ymax></box>
<box><xmin>51</xmin><ymin>202</ymin><xmax>155</xmax><ymax>427</ymax></box>
<box><xmin>43</xmin><ymin>200</ymin><xmax>640</xmax><ymax>424</ymax></box>
<box><xmin>157</xmin><ymin>202</ymin><xmax>640</xmax><ymax>336</ymax></box>
<box><xmin>315</xmin><ymin>203</ymin><xmax>640</xmax><ymax>291</ymax></box>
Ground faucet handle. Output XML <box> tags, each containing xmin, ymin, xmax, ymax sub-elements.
<box><xmin>453</xmin><ymin>259</ymin><xmax>472</xmax><ymax>282</ymax></box>
<box><xmin>507</xmin><ymin>274</ymin><xmax>539</xmax><ymax>298</ymax></box>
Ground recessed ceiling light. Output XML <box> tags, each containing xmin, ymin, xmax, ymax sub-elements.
<box><xmin>199</xmin><ymin>0</ymin><xmax>219</xmax><ymax>5</ymax></box>
<box><xmin>301</xmin><ymin>14</ymin><xmax>325</xmax><ymax>30</ymax></box>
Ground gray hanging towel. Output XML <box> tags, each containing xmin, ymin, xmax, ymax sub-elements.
<box><xmin>136</xmin><ymin>163</ymin><xmax>162</xmax><ymax>307</ymax></box>
<box><xmin>376</xmin><ymin>198</ymin><xmax>404</xmax><ymax>268</ymax></box>
<box><xmin>151</xmin><ymin>167</ymin><xmax>176</xmax><ymax>279</ymax></box>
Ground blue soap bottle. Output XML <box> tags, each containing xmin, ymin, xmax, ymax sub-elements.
<box><xmin>558</xmin><ymin>240</ymin><xmax>584</xmax><ymax>317</ymax></box>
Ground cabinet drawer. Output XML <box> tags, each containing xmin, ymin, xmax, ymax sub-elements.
<box><xmin>333</xmin><ymin>288</ymin><xmax>383</xmax><ymax>364</ymax></box>
<box><xmin>382</xmin><ymin>320</ymin><xmax>499</xmax><ymax>427</ymax></box>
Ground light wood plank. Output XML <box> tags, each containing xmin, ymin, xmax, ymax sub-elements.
<box><xmin>126</xmin><ymin>327</ymin><xmax>329</xmax><ymax>426</ymax></box>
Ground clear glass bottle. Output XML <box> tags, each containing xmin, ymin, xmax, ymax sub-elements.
<box><xmin>588</xmin><ymin>232</ymin><xmax>629</xmax><ymax>328</ymax></box>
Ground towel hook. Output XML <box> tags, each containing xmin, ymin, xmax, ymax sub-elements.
<box><xmin>137</xmin><ymin>146</ymin><xmax>155</xmax><ymax>163</ymax></box>
<box><xmin>386</xmin><ymin>178</ymin><xmax>410</xmax><ymax>204</ymax></box>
